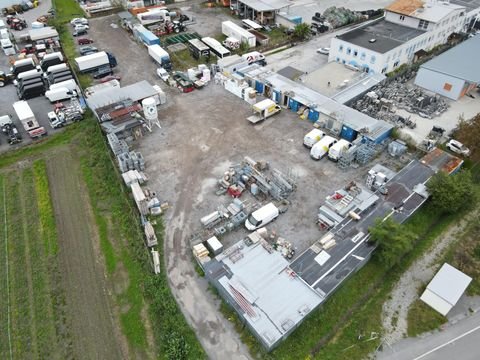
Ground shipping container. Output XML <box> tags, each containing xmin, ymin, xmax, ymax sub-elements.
<box><xmin>221</xmin><ymin>21</ymin><xmax>256</xmax><ymax>48</ymax></box>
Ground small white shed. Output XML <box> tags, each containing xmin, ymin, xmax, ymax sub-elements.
<box><xmin>420</xmin><ymin>263</ymin><xmax>472</xmax><ymax>316</ymax></box>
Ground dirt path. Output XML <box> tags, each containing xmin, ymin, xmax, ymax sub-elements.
<box><xmin>382</xmin><ymin>209</ymin><xmax>480</xmax><ymax>344</ymax></box>
<box><xmin>47</xmin><ymin>149</ymin><xmax>125</xmax><ymax>360</ymax></box>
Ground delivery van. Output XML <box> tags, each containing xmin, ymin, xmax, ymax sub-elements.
<box><xmin>245</xmin><ymin>202</ymin><xmax>279</xmax><ymax>231</ymax></box>
<box><xmin>14</xmin><ymin>68</ymin><xmax>43</xmax><ymax>86</ymax></box>
<box><xmin>310</xmin><ymin>135</ymin><xmax>337</xmax><ymax>160</ymax></box>
<box><xmin>328</xmin><ymin>139</ymin><xmax>352</xmax><ymax>161</ymax></box>
<box><xmin>303</xmin><ymin>129</ymin><xmax>325</xmax><ymax>148</ymax></box>
<box><xmin>45</xmin><ymin>87</ymin><xmax>77</xmax><ymax>102</ymax></box>
<box><xmin>1</xmin><ymin>38</ymin><xmax>15</xmax><ymax>56</ymax></box>
<box><xmin>44</xmin><ymin>63</ymin><xmax>68</xmax><ymax>78</ymax></box>
<box><xmin>49</xmin><ymin>79</ymin><xmax>78</xmax><ymax>93</ymax></box>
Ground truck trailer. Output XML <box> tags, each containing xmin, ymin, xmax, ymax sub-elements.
<box><xmin>221</xmin><ymin>21</ymin><xmax>256</xmax><ymax>48</ymax></box>
<box><xmin>13</xmin><ymin>100</ymin><xmax>47</xmax><ymax>138</ymax></box>
<box><xmin>148</xmin><ymin>44</ymin><xmax>171</xmax><ymax>70</ymax></box>
<box><xmin>75</xmin><ymin>51</ymin><xmax>117</xmax><ymax>73</ymax></box>
<box><xmin>247</xmin><ymin>99</ymin><xmax>281</xmax><ymax>124</ymax></box>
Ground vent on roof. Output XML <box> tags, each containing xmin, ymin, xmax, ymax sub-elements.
<box><xmin>369</xmin><ymin>38</ymin><xmax>377</xmax><ymax>43</ymax></box>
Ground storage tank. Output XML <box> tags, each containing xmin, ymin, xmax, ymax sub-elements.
<box><xmin>202</xmin><ymin>69</ymin><xmax>211</xmax><ymax>81</ymax></box>
<box><xmin>142</xmin><ymin>97</ymin><xmax>158</xmax><ymax>122</ymax></box>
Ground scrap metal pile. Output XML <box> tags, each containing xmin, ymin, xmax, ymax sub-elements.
<box><xmin>352</xmin><ymin>77</ymin><xmax>449</xmax><ymax>128</ymax></box>
<box><xmin>322</xmin><ymin>6</ymin><xmax>363</xmax><ymax>28</ymax></box>
<box><xmin>217</xmin><ymin>156</ymin><xmax>297</xmax><ymax>202</ymax></box>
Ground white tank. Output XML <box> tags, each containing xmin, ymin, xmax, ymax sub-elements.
<box><xmin>142</xmin><ymin>97</ymin><xmax>158</xmax><ymax>122</ymax></box>
<box><xmin>202</xmin><ymin>69</ymin><xmax>211</xmax><ymax>82</ymax></box>
<box><xmin>187</xmin><ymin>68</ymin><xmax>197</xmax><ymax>81</ymax></box>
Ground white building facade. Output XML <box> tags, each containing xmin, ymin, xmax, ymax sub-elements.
<box><xmin>329</xmin><ymin>0</ymin><xmax>470</xmax><ymax>74</ymax></box>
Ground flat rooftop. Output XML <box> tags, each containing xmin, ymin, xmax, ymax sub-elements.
<box><xmin>205</xmin><ymin>240</ymin><xmax>322</xmax><ymax>349</ymax></box>
<box><xmin>290</xmin><ymin>160</ymin><xmax>435</xmax><ymax>297</ymax></box>
<box><xmin>237</xmin><ymin>0</ymin><xmax>290</xmax><ymax>11</ymax></box>
<box><xmin>303</xmin><ymin>62</ymin><xmax>385</xmax><ymax>102</ymax></box>
<box><xmin>450</xmin><ymin>0</ymin><xmax>480</xmax><ymax>12</ymax></box>
<box><xmin>386</xmin><ymin>0</ymin><xmax>465</xmax><ymax>23</ymax></box>
<box><xmin>419</xmin><ymin>147</ymin><xmax>464</xmax><ymax>174</ymax></box>
<box><xmin>336</xmin><ymin>19</ymin><xmax>426</xmax><ymax>54</ymax></box>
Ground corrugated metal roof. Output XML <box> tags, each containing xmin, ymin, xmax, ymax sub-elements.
<box><xmin>419</xmin><ymin>36</ymin><xmax>480</xmax><ymax>82</ymax></box>
<box><xmin>238</xmin><ymin>0</ymin><xmax>290</xmax><ymax>11</ymax></box>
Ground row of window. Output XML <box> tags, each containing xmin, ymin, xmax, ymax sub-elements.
<box><xmin>338</xmin><ymin>45</ymin><xmax>376</xmax><ymax>63</ymax></box>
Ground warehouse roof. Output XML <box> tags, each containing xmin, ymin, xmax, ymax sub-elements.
<box><xmin>386</xmin><ymin>0</ymin><xmax>465</xmax><ymax>22</ymax></box>
<box><xmin>205</xmin><ymin>241</ymin><xmax>322</xmax><ymax>349</ymax></box>
<box><xmin>336</xmin><ymin>19</ymin><xmax>425</xmax><ymax>54</ymax></box>
<box><xmin>237</xmin><ymin>0</ymin><xmax>290</xmax><ymax>11</ymax></box>
<box><xmin>420</xmin><ymin>263</ymin><xmax>472</xmax><ymax>316</ymax></box>
<box><xmin>419</xmin><ymin>36</ymin><xmax>480</xmax><ymax>83</ymax></box>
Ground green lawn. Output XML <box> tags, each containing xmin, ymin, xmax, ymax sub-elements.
<box><xmin>407</xmin><ymin>299</ymin><xmax>446</xmax><ymax>337</ymax></box>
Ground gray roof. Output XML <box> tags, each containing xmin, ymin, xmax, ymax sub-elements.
<box><xmin>86</xmin><ymin>80</ymin><xmax>158</xmax><ymax>110</ymax></box>
<box><xmin>337</xmin><ymin>19</ymin><xmax>426</xmax><ymax>54</ymax></box>
<box><xmin>451</xmin><ymin>0</ymin><xmax>480</xmax><ymax>12</ymax></box>
<box><xmin>332</xmin><ymin>72</ymin><xmax>386</xmax><ymax>104</ymax></box>
<box><xmin>419</xmin><ymin>36</ymin><xmax>480</xmax><ymax>82</ymax></box>
<box><xmin>425</xmin><ymin>263</ymin><xmax>472</xmax><ymax>305</ymax></box>
<box><xmin>237</xmin><ymin>0</ymin><xmax>290</xmax><ymax>11</ymax></box>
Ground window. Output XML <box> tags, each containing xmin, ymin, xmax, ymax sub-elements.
<box><xmin>418</xmin><ymin>20</ymin><xmax>429</xmax><ymax>29</ymax></box>
<box><xmin>346</xmin><ymin>47</ymin><xmax>351</xmax><ymax>55</ymax></box>
<box><xmin>393</xmin><ymin>61</ymin><xmax>399</xmax><ymax>67</ymax></box>
<box><xmin>399</xmin><ymin>15</ymin><xmax>405</xmax><ymax>21</ymax></box>
<box><xmin>360</xmin><ymin>52</ymin><xmax>366</xmax><ymax>60</ymax></box>
<box><xmin>370</xmin><ymin>55</ymin><xmax>376</xmax><ymax>64</ymax></box>
<box><xmin>381</xmin><ymin>67</ymin><xmax>387</xmax><ymax>74</ymax></box>
<box><xmin>336</xmin><ymin>57</ymin><xmax>340</xmax><ymax>62</ymax></box>
<box><xmin>342</xmin><ymin>59</ymin><xmax>346</xmax><ymax>64</ymax></box>
<box><xmin>339</xmin><ymin>45</ymin><xmax>343</xmax><ymax>52</ymax></box>
<box><xmin>353</xmin><ymin>49</ymin><xmax>358</xmax><ymax>57</ymax></box>
<box><xmin>444</xmin><ymin>83</ymin><xmax>452</xmax><ymax>91</ymax></box>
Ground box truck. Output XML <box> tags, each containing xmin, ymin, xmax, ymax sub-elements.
<box><xmin>75</xmin><ymin>51</ymin><xmax>117</xmax><ymax>73</ymax></box>
<box><xmin>17</xmin><ymin>82</ymin><xmax>46</xmax><ymax>100</ymax></box>
<box><xmin>247</xmin><ymin>99</ymin><xmax>281</xmax><ymax>124</ymax></box>
<box><xmin>303</xmin><ymin>129</ymin><xmax>325</xmax><ymax>148</ymax></box>
<box><xmin>10</xmin><ymin>58</ymin><xmax>37</xmax><ymax>77</ymax></box>
<box><xmin>40</xmin><ymin>52</ymin><xmax>64</xmax><ymax>71</ymax></box>
<box><xmin>222</xmin><ymin>21</ymin><xmax>256</xmax><ymax>48</ymax></box>
<box><xmin>148</xmin><ymin>45</ymin><xmax>171</xmax><ymax>71</ymax></box>
<box><xmin>328</xmin><ymin>139</ymin><xmax>352</xmax><ymax>161</ymax></box>
<box><xmin>310</xmin><ymin>136</ymin><xmax>337</xmax><ymax>160</ymax></box>
<box><xmin>13</xmin><ymin>100</ymin><xmax>47</xmax><ymax>138</ymax></box>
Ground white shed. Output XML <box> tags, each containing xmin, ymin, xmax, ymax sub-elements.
<box><xmin>420</xmin><ymin>263</ymin><xmax>472</xmax><ymax>316</ymax></box>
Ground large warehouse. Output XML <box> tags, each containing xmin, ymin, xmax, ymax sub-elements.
<box><xmin>414</xmin><ymin>36</ymin><xmax>480</xmax><ymax>100</ymax></box>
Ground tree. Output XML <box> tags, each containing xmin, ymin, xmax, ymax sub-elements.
<box><xmin>293</xmin><ymin>23</ymin><xmax>310</xmax><ymax>41</ymax></box>
<box><xmin>426</xmin><ymin>170</ymin><xmax>477</xmax><ymax>215</ymax></box>
<box><xmin>452</xmin><ymin>113</ymin><xmax>480</xmax><ymax>162</ymax></box>
<box><xmin>369</xmin><ymin>218</ymin><xmax>417</xmax><ymax>268</ymax></box>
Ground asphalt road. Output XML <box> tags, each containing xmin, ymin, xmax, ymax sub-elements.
<box><xmin>377</xmin><ymin>311</ymin><xmax>480</xmax><ymax>360</ymax></box>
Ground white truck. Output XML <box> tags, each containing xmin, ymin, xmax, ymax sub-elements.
<box><xmin>148</xmin><ymin>45</ymin><xmax>172</xmax><ymax>71</ymax></box>
<box><xmin>13</xmin><ymin>100</ymin><xmax>47</xmax><ymax>138</ymax></box>
<box><xmin>222</xmin><ymin>37</ymin><xmax>240</xmax><ymax>50</ymax></box>
<box><xmin>221</xmin><ymin>21</ymin><xmax>256</xmax><ymax>48</ymax></box>
<box><xmin>241</xmin><ymin>51</ymin><xmax>266</xmax><ymax>65</ymax></box>
<box><xmin>328</xmin><ymin>139</ymin><xmax>352</xmax><ymax>161</ymax></box>
<box><xmin>247</xmin><ymin>99</ymin><xmax>281</xmax><ymax>124</ymax></box>
<box><xmin>310</xmin><ymin>135</ymin><xmax>337</xmax><ymax>160</ymax></box>
<box><xmin>74</xmin><ymin>51</ymin><xmax>117</xmax><ymax>73</ymax></box>
<box><xmin>303</xmin><ymin>129</ymin><xmax>325</xmax><ymax>148</ymax></box>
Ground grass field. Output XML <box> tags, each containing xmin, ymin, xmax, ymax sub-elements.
<box><xmin>0</xmin><ymin>162</ymin><xmax>69</xmax><ymax>359</ymax></box>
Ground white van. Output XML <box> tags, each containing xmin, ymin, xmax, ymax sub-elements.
<box><xmin>45</xmin><ymin>87</ymin><xmax>77</xmax><ymax>102</ymax></box>
<box><xmin>1</xmin><ymin>38</ymin><xmax>15</xmax><ymax>56</ymax></box>
<box><xmin>49</xmin><ymin>79</ymin><xmax>78</xmax><ymax>93</ymax></box>
<box><xmin>328</xmin><ymin>139</ymin><xmax>352</xmax><ymax>161</ymax></box>
<box><xmin>44</xmin><ymin>63</ymin><xmax>68</xmax><ymax>78</ymax></box>
<box><xmin>310</xmin><ymin>135</ymin><xmax>337</xmax><ymax>160</ymax></box>
<box><xmin>303</xmin><ymin>129</ymin><xmax>325</xmax><ymax>148</ymax></box>
<box><xmin>245</xmin><ymin>202</ymin><xmax>279</xmax><ymax>231</ymax></box>
<box><xmin>0</xmin><ymin>29</ymin><xmax>9</xmax><ymax>40</ymax></box>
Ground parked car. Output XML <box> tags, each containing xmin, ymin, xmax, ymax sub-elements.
<box><xmin>79</xmin><ymin>45</ymin><xmax>98</xmax><ymax>56</ymax></box>
<box><xmin>446</xmin><ymin>139</ymin><xmax>470</xmax><ymax>156</ymax></box>
<box><xmin>73</xmin><ymin>28</ymin><xmax>88</xmax><ymax>37</ymax></box>
<box><xmin>70</xmin><ymin>17</ymin><xmax>89</xmax><ymax>26</ymax></box>
<box><xmin>77</xmin><ymin>38</ymin><xmax>94</xmax><ymax>45</ymax></box>
<box><xmin>156</xmin><ymin>67</ymin><xmax>169</xmax><ymax>82</ymax></box>
<box><xmin>74</xmin><ymin>24</ymin><xmax>89</xmax><ymax>31</ymax></box>
<box><xmin>316</xmin><ymin>47</ymin><xmax>330</xmax><ymax>55</ymax></box>
<box><xmin>100</xmin><ymin>74</ymin><xmax>121</xmax><ymax>83</ymax></box>
<box><xmin>92</xmin><ymin>65</ymin><xmax>113</xmax><ymax>79</ymax></box>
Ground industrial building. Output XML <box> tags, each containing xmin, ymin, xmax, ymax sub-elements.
<box><xmin>204</xmin><ymin>149</ymin><xmax>463</xmax><ymax>351</ymax></box>
<box><xmin>328</xmin><ymin>0</ymin><xmax>476</xmax><ymax>74</ymax></box>
<box><xmin>414</xmin><ymin>35</ymin><xmax>480</xmax><ymax>100</ymax></box>
<box><xmin>420</xmin><ymin>263</ymin><xmax>472</xmax><ymax>316</ymax></box>
<box><xmin>229</xmin><ymin>0</ymin><xmax>291</xmax><ymax>24</ymax></box>
<box><xmin>227</xmin><ymin>63</ymin><xmax>393</xmax><ymax>144</ymax></box>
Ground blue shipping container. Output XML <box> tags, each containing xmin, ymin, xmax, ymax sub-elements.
<box><xmin>288</xmin><ymin>16</ymin><xmax>302</xmax><ymax>25</ymax></box>
<box><xmin>340</xmin><ymin>125</ymin><xmax>357</xmax><ymax>142</ymax></box>
<box><xmin>273</xmin><ymin>90</ymin><xmax>281</xmax><ymax>103</ymax></box>
<box><xmin>372</xmin><ymin>127</ymin><xmax>392</xmax><ymax>144</ymax></box>
<box><xmin>307</xmin><ymin>109</ymin><xmax>319</xmax><ymax>122</ymax></box>
<box><xmin>255</xmin><ymin>81</ymin><xmax>264</xmax><ymax>94</ymax></box>
<box><xmin>288</xmin><ymin>98</ymin><xmax>299</xmax><ymax>111</ymax></box>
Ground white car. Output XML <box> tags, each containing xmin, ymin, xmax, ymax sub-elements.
<box><xmin>317</xmin><ymin>47</ymin><xmax>330</xmax><ymax>55</ymax></box>
<box><xmin>70</xmin><ymin>18</ymin><xmax>89</xmax><ymax>26</ymax></box>
<box><xmin>74</xmin><ymin>24</ymin><xmax>90</xmax><ymax>32</ymax></box>
<box><xmin>156</xmin><ymin>67</ymin><xmax>169</xmax><ymax>82</ymax></box>
<box><xmin>446</xmin><ymin>139</ymin><xmax>470</xmax><ymax>156</ymax></box>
